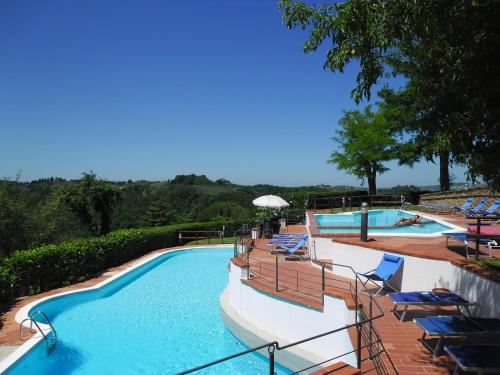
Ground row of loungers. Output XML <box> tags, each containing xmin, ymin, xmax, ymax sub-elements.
<box><xmin>267</xmin><ymin>233</ymin><xmax>309</xmax><ymax>258</ymax></box>
<box><xmin>421</xmin><ymin>198</ymin><xmax>500</xmax><ymax>217</ymax></box>
<box><xmin>388</xmin><ymin>291</ymin><xmax>500</xmax><ymax>373</ymax></box>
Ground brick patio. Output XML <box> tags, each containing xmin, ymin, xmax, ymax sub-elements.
<box><xmin>236</xmin><ymin>219</ymin><xmax>499</xmax><ymax>374</ymax></box>
<box><xmin>0</xmin><ymin>214</ymin><xmax>497</xmax><ymax>374</ymax></box>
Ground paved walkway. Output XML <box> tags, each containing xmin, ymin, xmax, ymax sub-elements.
<box><xmin>243</xmin><ymin>226</ymin><xmax>465</xmax><ymax>374</ymax></box>
<box><xmin>1</xmin><ymin>217</ymin><xmax>496</xmax><ymax>374</ymax></box>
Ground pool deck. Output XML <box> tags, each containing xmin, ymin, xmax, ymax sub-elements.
<box><xmin>310</xmin><ymin>210</ymin><xmax>500</xmax><ymax>282</ymax></box>
<box><xmin>237</xmin><ymin>221</ymin><xmax>499</xmax><ymax>375</ymax></box>
<box><xmin>1</xmin><ymin>216</ymin><xmax>498</xmax><ymax>373</ymax></box>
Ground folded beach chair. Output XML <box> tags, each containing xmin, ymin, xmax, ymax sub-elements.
<box><xmin>388</xmin><ymin>291</ymin><xmax>472</xmax><ymax>322</ymax></box>
<box><xmin>443</xmin><ymin>232</ymin><xmax>496</xmax><ymax>259</ymax></box>
<box><xmin>413</xmin><ymin>316</ymin><xmax>500</xmax><ymax>357</ymax></box>
<box><xmin>357</xmin><ymin>253</ymin><xmax>404</xmax><ymax>296</ymax></box>
<box><xmin>444</xmin><ymin>344</ymin><xmax>500</xmax><ymax>374</ymax></box>
<box><xmin>474</xmin><ymin>199</ymin><xmax>500</xmax><ymax>217</ymax></box>
<box><xmin>465</xmin><ymin>198</ymin><xmax>488</xmax><ymax>216</ymax></box>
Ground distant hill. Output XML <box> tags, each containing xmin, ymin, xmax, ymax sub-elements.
<box><xmin>1</xmin><ymin>173</ymin><xmax>453</xmax><ymax>255</ymax></box>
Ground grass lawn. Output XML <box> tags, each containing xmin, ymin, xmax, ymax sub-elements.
<box><xmin>329</xmin><ymin>205</ymin><xmax>400</xmax><ymax>213</ymax></box>
<box><xmin>403</xmin><ymin>204</ymin><xmax>440</xmax><ymax>213</ymax></box>
<box><xmin>184</xmin><ymin>236</ymin><xmax>236</xmax><ymax>246</ymax></box>
<box><xmin>478</xmin><ymin>259</ymin><xmax>500</xmax><ymax>272</ymax></box>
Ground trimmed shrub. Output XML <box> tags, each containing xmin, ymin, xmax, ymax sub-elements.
<box><xmin>0</xmin><ymin>221</ymin><xmax>243</xmax><ymax>301</ymax></box>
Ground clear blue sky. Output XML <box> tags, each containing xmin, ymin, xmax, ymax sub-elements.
<box><xmin>0</xmin><ymin>0</ymin><xmax>467</xmax><ymax>187</ymax></box>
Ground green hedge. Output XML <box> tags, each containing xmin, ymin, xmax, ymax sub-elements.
<box><xmin>0</xmin><ymin>221</ymin><xmax>243</xmax><ymax>301</ymax></box>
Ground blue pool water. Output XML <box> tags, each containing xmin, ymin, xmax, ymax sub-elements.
<box><xmin>6</xmin><ymin>248</ymin><xmax>289</xmax><ymax>374</ymax></box>
<box><xmin>316</xmin><ymin>210</ymin><xmax>452</xmax><ymax>234</ymax></box>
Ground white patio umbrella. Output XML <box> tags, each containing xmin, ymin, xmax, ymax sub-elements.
<box><xmin>252</xmin><ymin>195</ymin><xmax>289</xmax><ymax>209</ymax></box>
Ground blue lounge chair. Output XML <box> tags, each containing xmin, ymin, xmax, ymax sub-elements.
<box><xmin>444</xmin><ymin>345</ymin><xmax>500</xmax><ymax>374</ymax></box>
<box><xmin>413</xmin><ymin>316</ymin><xmax>500</xmax><ymax>357</ymax></box>
<box><xmin>271</xmin><ymin>234</ymin><xmax>307</xmax><ymax>239</ymax></box>
<box><xmin>443</xmin><ymin>232</ymin><xmax>495</xmax><ymax>259</ymax></box>
<box><xmin>357</xmin><ymin>253</ymin><xmax>404</xmax><ymax>296</ymax></box>
<box><xmin>465</xmin><ymin>198</ymin><xmax>488</xmax><ymax>215</ymax></box>
<box><xmin>388</xmin><ymin>291</ymin><xmax>471</xmax><ymax>321</ymax></box>
<box><xmin>268</xmin><ymin>234</ymin><xmax>308</xmax><ymax>245</ymax></box>
<box><xmin>474</xmin><ymin>200</ymin><xmax>500</xmax><ymax>216</ymax></box>
<box><xmin>279</xmin><ymin>239</ymin><xmax>306</xmax><ymax>253</ymax></box>
<box><xmin>268</xmin><ymin>235</ymin><xmax>308</xmax><ymax>246</ymax></box>
<box><xmin>270</xmin><ymin>239</ymin><xmax>309</xmax><ymax>259</ymax></box>
<box><xmin>454</xmin><ymin>198</ymin><xmax>474</xmax><ymax>213</ymax></box>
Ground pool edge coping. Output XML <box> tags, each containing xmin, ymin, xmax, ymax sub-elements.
<box><xmin>313</xmin><ymin>209</ymin><xmax>465</xmax><ymax>237</ymax></box>
<box><xmin>0</xmin><ymin>245</ymin><xmax>233</xmax><ymax>374</ymax></box>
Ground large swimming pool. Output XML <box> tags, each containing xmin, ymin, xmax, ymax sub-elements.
<box><xmin>315</xmin><ymin>210</ymin><xmax>452</xmax><ymax>234</ymax></box>
<box><xmin>5</xmin><ymin>248</ymin><xmax>289</xmax><ymax>374</ymax></box>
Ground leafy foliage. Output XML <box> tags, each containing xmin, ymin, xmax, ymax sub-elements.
<box><xmin>58</xmin><ymin>172</ymin><xmax>122</xmax><ymax>235</ymax></box>
<box><xmin>0</xmin><ymin>221</ymin><xmax>242</xmax><ymax>301</ymax></box>
<box><xmin>0</xmin><ymin>174</ymin><xmax>343</xmax><ymax>256</ymax></box>
<box><xmin>199</xmin><ymin>202</ymin><xmax>250</xmax><ymax>222</ymax></box>
<box><xmin>279</xmin><ymin>0</ymin><xmax>500</xmax><ymax>188</ymax></box>
<box><xmin>328</xmin><ymin>106</ymin><xmax>397</xmax><ymax>194</ymax></box>
<box><xmin>0</xmin><ymin>179</ymin><xmax>28</xmax><ymax>256</ymax></box>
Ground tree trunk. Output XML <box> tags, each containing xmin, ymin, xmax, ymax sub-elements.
<box><xmin>439</xmin><ymin>151</ymin><xmax>450</xmax><ymax>191</ymax></box>
<box><xmin>367</xmin><ymin>170</ymin><xmax>377</xmax><ymax>196</ymax></box>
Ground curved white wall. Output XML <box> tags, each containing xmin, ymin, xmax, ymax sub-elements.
<box><xmin>225</xmin><ymin>262</ymin><xmax>357</xmax><ymax>370</ymax></box>
<box><xmin>315</xmin><ymin>238</ymin><xmax>500</xmax><ymax>318</ymax></box>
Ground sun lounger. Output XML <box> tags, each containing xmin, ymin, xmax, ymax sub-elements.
<box><xmin>473</xmin><ymin>199</ymin><xmax>500</xmax><ymax>217</ymax></box>
<box><xmin>272</xmin><ymin>233</ymin><xmax>308</xmax><ymax>239</ymax></box>
<box><xmin>388</xmin><ymin>291</ymin><xmax>472</xmax><ymax>322</ymax></box>
<box><xmin>270</xmin><ymin>239</ymin><xmax>309</xmax><ymax>260</ymax></box>
<box><xmin>443</xmin><ymin>232</ymin><xmax>496</xmax><ymax>259</ymax></box>
<box><xmin>268</xmin><ymin>234</ymin><xmax>308</xmax><ymax>245</ymax></box>
<box><xmin>465</xmin><ymin>198</ymin><xmax>489</xmax><ymax>216</ymax></box>
<box><xmin>357</xmin><ymin>253</ymin><xmax>404</xmax><ymax>296</ymax></box>
<box><xmin>268</xmin><ymin>235</ymin><xmax>308</xmax><ymax>246</ymax></box>
<box><xmin>454</xmin><ymin>198</ymin><xmax>475</xmax><ymax>213</ymax></box>
<box><xmin>444</xmin><ymin>345</ymin><xmax>500</xmax><ymax>374</ymax></box>
<box><xmin>278</xmin><ymin>239</ymin><xmax>306</xmax><ymax>253</ymax></box>
<box><xmin>413</xmin><ymin>316</ymin><xmax>500</xmax><ymax>357</ymax></box>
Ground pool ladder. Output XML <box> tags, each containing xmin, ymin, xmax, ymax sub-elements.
<box><xmin>399</xmin><ymin>201</ymin><xmax>411</xmax><ymax>214</ymax></box>
<box><xmin>20</xmin><ymin>311</ymin><xmax>57</xmax><ymax>351</ymax></box>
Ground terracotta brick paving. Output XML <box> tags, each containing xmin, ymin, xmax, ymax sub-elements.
<box><xmin>241</xmin><ymin>226</ymin><xmax>465</xmax><ymax>374</ymax></box>
<box><xmin>1</xmin><ymin>220</ymin><xmax>495</xmax><ymax>374</ymax></box>
<box><xmin>308</xmin><ymin>210</ymin><xmax>500</xmax><ymax>283</ymax></box>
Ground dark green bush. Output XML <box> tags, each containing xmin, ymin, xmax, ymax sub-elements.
<box><xmin>0</xmin><ymin>221</ymin><xmax>243</xmax><ymax>301</ymax></box>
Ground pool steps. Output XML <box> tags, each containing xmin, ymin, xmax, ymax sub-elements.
<box><xmin>19</xmin><ymin>311</ymin><xmax>57</xmax><ymax>351</ymax></box>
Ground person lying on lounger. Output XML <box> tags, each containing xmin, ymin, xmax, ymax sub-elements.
<box><xmin>395</xmin><ymin>215</ymin><xmax>422</xmax><ymax>227</ymax></box>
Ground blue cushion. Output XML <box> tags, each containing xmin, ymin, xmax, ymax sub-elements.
<box><xmin>444</xmin><ymin>345</ymin><xmax>500</xmax><ymax>371</ymax></box>
<box><xmin>373</xmin><ymin>253</ymin><xmax>403</xmax><ymax>281</ymax></box>
<box><xmin>383</xmin><ymin>254</ymin><xmax>401</xmax><ymax>263</ymax></box>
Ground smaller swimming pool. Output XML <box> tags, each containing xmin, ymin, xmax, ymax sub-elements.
<box><xmin>315</xmin><ymin>210</ymin><xmax>453</xmax><ymax>235</ymax></box>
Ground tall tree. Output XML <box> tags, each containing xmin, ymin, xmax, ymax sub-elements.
<box><xmin>59</xmin><ymin>172</ymin><xmax>121</xmax><ymax>235</ymax></box>
<box><xmin>378</xmin><ymin>89</ymin><xmax>457</xmax><ymax>191</ymax></box>
<box><xmin>329</xmin><ymin>106</ymin><xmax>396</xmax><ymax>195</ymax></box>
<box><xmin>279</xmin><ymin>0</ymin><xmax>500</xmax><ymax>188</ymax></box>
<box><xmin>0</xmin><ymin>179</ymin><xmax>28</xmax><ymax>255</ymax></box>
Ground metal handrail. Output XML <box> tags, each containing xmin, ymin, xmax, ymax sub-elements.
<box><xmin>398</xmin><ymin>201</ymin><xmax>411</xmax><ymax>213</ymax></box>
<box><xmin>19</xmin><ymin>310</ymin><xmax>57</xmax><ymax>350</ymax></box>
<box><xmin>178</xmin><ymin>315</ymin><xmax>384</xmax><ymax>375</ymax></box>
<box><xmin>179</xmin><ymin>238</ymin><xmax>398</xmax><ymax>375</ymax></box>
<box><xmin>309</xmin><ymin>194</ymin><xmax>403</xmax><ymax>212</ymax></box>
